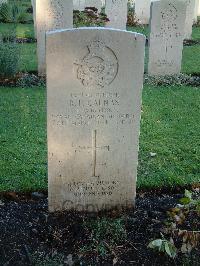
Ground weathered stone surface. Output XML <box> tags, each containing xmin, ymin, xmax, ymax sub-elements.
<box><xmin>180</xmin><ymin>0</ymin><xmax>196</xmax><ymax>39</ymax></box>
<box><xmin>36</xmin><ymin>0</ymin><xmax>73</xmax><ymax>76</ymax></box>
<box><xmin>135</xmin><ymin>0</ymin><xmax>151</xmax><ymax>24</ymax></box>
<box><xmin>31</xmin><ymin>0</ymin><xmax>36</xmax><ymax>36</ymax></box>
<box><xmin>105</xmin><ymin>0</ymin><xmax>128</xmax><ymax>30</ymax></box>
<box><xmin>193</xmin><ymin>0</ymin><xmax>199</xmax><ymax>22</ymax></box>
<box><xmin>47</xmin><ymin>28</ymin><xmax>145</xmax><ymax>212</ymax></box>
<box><xmin>148</xmin><ymin>0</ymin><xmax>186</xmax><ymax>76</ymax></box>
<box><xmin>198</xmin><ymin>0</ymin><xmax>200</xmax><ymax>15</ymax></box>
<box><xmin>135</xmin><ymin>0</ymin><xmax>159</xmax><ymax>25</ymax></box>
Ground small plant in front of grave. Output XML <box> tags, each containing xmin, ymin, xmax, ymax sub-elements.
<box><xmin>16</xmin><ymin>73</ymin><xmax>46</xmax><ymax>88</ymax></box>
<box><xmin>73</xmin><ymin>8</ymin><xmax>108</xmax><ymax>28</ymax></box>
<box><xmin>0</xmin><ymin>2</ymin><xmax>29</xmax><ymax>23</ymax></box>
<box><xmin>31</xmin><ymin>251</ymin><xmax>67</xmax><ymax>266</ymax></box>
<box><xmin>81</xmin><ymin>217</ymin><xmax>127</xmax><ymax>257</ymax></box>
<box><xmin>148</xmin><ymin>234</ymin><xmax>177</xmax><ymax>259</ymax></box>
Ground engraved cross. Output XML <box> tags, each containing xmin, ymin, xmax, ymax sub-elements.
<box><xmin>92</xmin><ymin>130</ymin><xmax>110</xmax><ymax>177</ymax></box>
<box><xmin>73</xmin><ymin>130</ymin><xmax>110</xmax><ymax>178</ymax></box>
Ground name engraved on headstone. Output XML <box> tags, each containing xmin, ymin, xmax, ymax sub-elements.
<box><xmin>47</xmin><ymin>28</ymin><xmax>145</xmax><ymax>212</ymax></box>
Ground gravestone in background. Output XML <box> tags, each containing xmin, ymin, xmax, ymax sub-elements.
<box><xmin>193</xmin><ymin>0</ymin><xmax>199</xmax><ymax>22</ymax></box>
<box><xmin>135</xmin><ymin>0</ymin><xmax>151</xmax><ymax>24</ymax></box>
<box><xmin>31</xmin><ymin>0</ymin><xmax>36</xmax><ymax>36</ymax></box>
<box><xmin>105</xmin><ymin>0</ymin><xmax>128</xmax><ymax>30</ymax></box>
<box><xmin>36</xmin><ymin>0</ymin><xmax>73</xmax><ymax>76</ymax></box>
<box><xmin>148</xmin><ymin>0</ymin><xmax>186</xmax><ymax>76</ymax></box>
<box><xmin>47</xmin><ymin>28</ymin><xmax>145</xmax><ymax>212</ymax></box>
<box><xmin>180</xmin><ymin>0</ymin><xmax>196</xmax><ymax>39</ymax></box>
<box><xmin>198</xmin><ymin>0</ymin><xmax>200</xmax><ymax>15</ymax></box>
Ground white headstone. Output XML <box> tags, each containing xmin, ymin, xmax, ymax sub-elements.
<box><xmin>180</xmin><ymin>0</ymin><xmax>196</xmax><ymax>39</ymax></box>
<box><xmin>105</xmin><ymin>0</ymin><xmax>128</xmax><ymax>30</ymax></box>
<box><xmin>31</xmin><ymin>0</ymin><xmax>36</xmax><ymax>37</ymax></box>
<box><xmin>148</xmin><ymin>0</ymin><xmax>186</xmax><ymax>76</ymax></box>
<box><xmin>193</xmin><ymin>0</ymin><xmax>199</xmax><ymax>22</ymax></box>
<box><xmin>47</xmin><ymin>28</ymin><xmax>145</xmax><ymax>212</ymax></box>
<box><xmin>36</xmin><ymin>0</ymin><xmax>73</xmax><ymax>76</ymax></box>
<box><xmin>198</xmin><ymin>0</ymin><xmax>200</xmax><ymax>15</ymax></box>
<box><xmin>135</xmin><ymin>0</ymin><xmax>151</xmax><ymax>24</ymax></box>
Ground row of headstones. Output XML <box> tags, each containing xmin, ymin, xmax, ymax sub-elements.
<box><xmin>33</xmin><ymin>0</ymin><xmax>128</xmax><ymax>76</ymax></box>
<box><xmin>33</xmin><ymin>0</ymin><xmax>198</xmax><ymax>77</ymax></box>
<box><xmin>44</xmin><ymin>1</ymin><xmax>199</xmax><ymax>212</ymax></box>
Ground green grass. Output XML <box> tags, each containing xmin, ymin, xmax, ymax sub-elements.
<box><xmin>138</xmin><ymin>85</ymin><xmax>200</xmax><ymax>189</ymax></box>
<box><xmin>18</xmin><ymin>43</ymin><xmax>37</xmax><ymax>72</ymax></box>
<box><xmin>192</xmin><ymin>26</ymin><xmax>200</xmax><ymax>40</ymax></box>
<box><xmin>0</xmin><ymin>85</ymin><xmax>199</xmax><ymax>192</ymax></box>
<box><xmin>0</xmin><ymin>86</ymin><xmax>47</xmax><ymax>191</ymax></box>
<box><xmin>182</xmin><ymin>45</ymin><xmax>200</xmax><ymax>74</ymax></box>
<box><xmin>0</xmin><ymin>23</ymin><xmax>35</xmax><ymax>39</ymax></box>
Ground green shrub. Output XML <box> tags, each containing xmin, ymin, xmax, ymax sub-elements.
<box><xmin>0</xmin><ymin>2</ymin><xmax>29</xmax><ymax>23</ymax></box>
<box><xmin>73</xmin><ymin>8</ymin><xmax>108</xmax><ymax>27</ymax></box>
<box><xmin>0</xmin><ymin>37</ymin><xmax>20</xmax><ymax>78</ymax></box>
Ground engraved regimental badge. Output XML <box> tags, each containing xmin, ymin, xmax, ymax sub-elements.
<box><xmin>75</xmin><ymin>40</ymin><xmax>118</xmax><ymax>89</ymax></box>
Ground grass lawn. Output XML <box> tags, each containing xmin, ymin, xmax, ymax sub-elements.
<box><xmin>0</xmin><ymin>85</ymin><xmax>199</xmax><ymax>192</ymax></box>
<box><xmin>192</xmin><ymin>26</ymin><xmax>200</xmax><ymax>40</ymax></box>
<box><xmin>182</xmin><ymin>45</ymin><xmax>200</xmax><ymax>74</ymax></box>
<box><xmin>19</xmin><ymin>43</ymin><xmax>37</xmax><ymax>72</ymax></box>
<box><xmin>0</xmin><ymin>23</ymin><xmax>35</xmax><ymax>39</ymax></box>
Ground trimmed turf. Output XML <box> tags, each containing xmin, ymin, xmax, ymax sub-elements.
<box><xmin>18</xmin><ymin>43</ymin><xmax>37</xmax><ymax>72</ymax></box>
<box><xmin>0</xmin><ymin>23</ymin><xmax>35</xmax><ymax>39</ymax></box>
<box><xmin>0</xmin><ymin>85</ymin><xmax>199</xmax><ymax>192</ymax></box>
<box><xmin>182</xmin><ymin>45</ymin><xmax>200</xmax><ymax>75</ymax></box>
<box><xmin>0</xmin><ymin>86</ymin><xmax>47</xmax><ymax>191</ymax></box>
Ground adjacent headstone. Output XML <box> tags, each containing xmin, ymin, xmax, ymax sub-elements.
<box><xmin>105</xmin><ymin>0</ymin><xmax>128</xmax><ymax>30</ymax></box>
<box><xmin>135</xmin><ymin>0</ymin><xmax>151</xmax><ymax>24</ymax></box>
<box><xmin>135</xmin><ymin>0</ymin><xmax>159</xmax><ymax>25</ymax></box>
<box><xmin>31</xmin><ymin>0</ymin><xmax>36</xmax><ymax>37</ymax></box>
<box><xmin>180</xmin><ymin>0</ymin><xmax>196</xmax><ymax>39</ymax></box>
<box><xmin>47</xmin><ymin>28</ymin><xmax>145</xmax><ymax>212</ymax></box>
<box><xmin>198</xmin><ymin>0</ymin><xmax>200</xmax><ymax>15</ymax></box>
<box><xmin>148</xmin><ymin>0</ymin><xmax>186</xmax><ymax>76</ymax></box>
<box><xmin>36</xmin><ymin>0</ymin><xmax>73</xmax><ymax>76</ymax></box>
<box><xmin>193</xmin><ymin>0</ymin><xmax>199</xmax><ymax>22</ymax></box>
